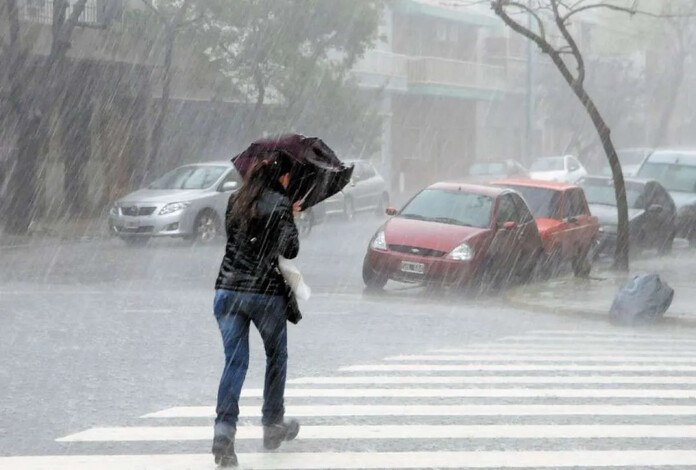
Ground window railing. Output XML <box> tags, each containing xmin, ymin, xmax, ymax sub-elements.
<box><xmin>20</xmin><ymin>0</ymin><xmax>120</xmax><ymax>26</ymax></box>
<box><xmin>407</xmin><ymin>56</ymin><xmax>506</xmax><ymax>91</ymax></box>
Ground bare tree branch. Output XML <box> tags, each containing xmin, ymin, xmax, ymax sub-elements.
<box><xmin>501</xmin><ymin>1</ymin><xmax>547</xmax><ymax>40</ymax></box>
<box><xmin>551</xmin><ymin>0</ymin><xmax>584</xmax><ymax>85</ymax></box>
<box><xmin>6</xmin><ymin>0</ymin><xmax>20</xmax><ymax>47</ymax></box>
<box><xmin>63</xmin><ymin>0</ymin><xmax>90</xmax><ymax>37</ymax></box>
<box><xmin>140</xmin><ymin>0</ymin><xmax>165</xmax><ymax>21</ymax></box>
<box><xmin>562</xmin><ymin>2</ymin><xmax>696</xmax><ymax>22</ymax></box>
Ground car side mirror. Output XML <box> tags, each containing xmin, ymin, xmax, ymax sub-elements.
<box><xmin>350</xmin><ymin>179</ymin><xmax>357</xmax><ymax>187</ymax></box>
<box><xmin>648</xmin><ymin>204</ymin><xmax>663</xmax><ymax>213</ymax></box>
<box><xmin>221</xmin><ymin>181</ymin><xmax>238</xmax><ymax>192</ymax></box>
<box><xmin>502</xmin><ymin>221</ymin><xmax>517</xmax><ymax>230</ymax></box>
<box><xmin>385</xmin><ymin>207</ymin><xmax>398</xmax><ymax>216</ymax></box>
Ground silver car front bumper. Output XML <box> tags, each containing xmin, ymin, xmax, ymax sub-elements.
<box><xmin>108</xmin><ymin>209</ymin><xmax>196</xmax><ymax>238</ymax></box>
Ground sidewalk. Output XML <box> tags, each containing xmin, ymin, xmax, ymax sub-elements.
<box><xmin>0</xmin><ymin>217</ymin><xmax>109</xmax><ymax>248</ymax></box>
<box><xmin>506</xmin><ymin>250</ymin><xmax>696</xmax><ymax>326</ymax></box>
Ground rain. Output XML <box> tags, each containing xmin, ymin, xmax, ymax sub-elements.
<box><xmin>2</xmin><ymin>0</ymin><xmax>696</xmax><ymax>469</ymax></box>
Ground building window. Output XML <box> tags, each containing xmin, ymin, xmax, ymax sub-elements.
<box><xmin>436</xmin><ymin>22</ymin><xmax>448</xmax><ymax>42</ymax></box>
<box><xmin>449</xmin><ymin>25</ymin><xmax>459</xmax><ymax>43</ymax></box>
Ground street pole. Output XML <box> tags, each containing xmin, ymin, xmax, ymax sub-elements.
<box><xmin>525</xmin><ymin>0</ymin><xmax>534</xmax><ymax>163</ymax></box>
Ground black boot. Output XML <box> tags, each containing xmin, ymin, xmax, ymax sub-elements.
<box><xmin>212</xmin><ymin>422</ymin><xmax>237</xmax><ymax>467</ymax></box>
<box><xmin>263</xmin><ymin>419</ymin><xmax>300</xmax><ymax>450</ymax></box>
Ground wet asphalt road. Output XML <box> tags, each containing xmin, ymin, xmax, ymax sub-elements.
<box><xmin>1</xmin><ymin>214</ymin><xmax>695</xmax><ymax>469</ymax></box>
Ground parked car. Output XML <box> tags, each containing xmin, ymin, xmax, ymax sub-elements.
<box><xmin>322</xmin><ymin>159</ymin><xmax>389</xmax><ymax>219</ymax></box>
<box><xmin>635</xmin><ymin>149</ymin><xmax>696</xmax><ymax>246</ymax></box>
<box><xmin>492</xmin><ymin>179</ymin><xmax>598</xmax><ymax>277</ymax></box>
<box><xmin>600</xmin><ymin>148</ymin><xmax>652</xmax><ymax>177</ymax></box>
<box><xmin>580</xmin><ymin>176</ymin><xmax>677</xmax><ymax>257</ymax></box>
<box><xmin>529</xmin><ymin>155</ymin><xmax>587</xmax><ymax>183</ymax></box>
<box><xmin>109</xmin><ymin>162</ymin><xmax>241</xmax><ymax>245</ymax></box>
<box><xmin>362</xmin><ymin>182</ymin><xmax>543</xmax><ymax>290</ymax></box>
<box><xmin>466</xmin><ymin>159</ymin><xmax>529</xmax><ymax>180</ymax></box>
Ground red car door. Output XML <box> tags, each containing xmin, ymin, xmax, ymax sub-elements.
<box><xmin>487</xmin><ymin>194</ymin><xmax>519</xmax><ymax>268</ymax></box>
<box><xmin>561</xmin><ymin>188</ymin><xmax>598</xmax><ymax>259</ymax></box>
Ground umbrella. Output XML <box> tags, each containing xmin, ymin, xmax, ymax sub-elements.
<box><xmin>232</xmin><ymin>134</ymin><xmax>354</xmax><ymax>210</ymax></box>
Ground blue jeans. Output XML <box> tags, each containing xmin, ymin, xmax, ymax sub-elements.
<box><xmin>213</xmin><ymin>289</ymin><xmax>288</xmax><ymax>428</ymax></box>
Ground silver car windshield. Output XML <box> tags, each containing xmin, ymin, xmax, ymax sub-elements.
<box><xmin>149</xmin><ymin>165</ymin><xmax>228</xmax><ymax>190</ymax></box>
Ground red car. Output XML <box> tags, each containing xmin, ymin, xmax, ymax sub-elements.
<box><xmin>493</xmin><ymin>179</ymin><xmax>599</xmax><ymax>276</ymax></box>
<box><xmin>362</xmin><ymin>182</ymin><xmax>544</xmax><ymax>289</ymax></box>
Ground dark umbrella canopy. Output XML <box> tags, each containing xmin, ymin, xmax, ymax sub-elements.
<box><xmin>232</xmin><ymin>134</ymin><xmax>354</xmax><ymax>210</ymax></box>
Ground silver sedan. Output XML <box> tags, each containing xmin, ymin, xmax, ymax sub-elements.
<box><xmin>109</xmin><ymin>162</ymin><xmax>240</xmax><ymax>245</ymax></box>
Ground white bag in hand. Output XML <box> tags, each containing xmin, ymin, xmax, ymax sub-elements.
<box><xmin>278</xmin><ymin>256</ymin><xmax>311</xmax><ymax>301</ymax></box>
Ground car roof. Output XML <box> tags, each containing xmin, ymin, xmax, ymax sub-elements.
<box><xmin>533</xmin><ymin>155</ymin><xmax>571</xmax><ymax>160</ymax></box>
<box><xmin>428</xmin><ymin>181</ymin><xmax>507</xmax><ymax>197</ymax></box>
<box><xmin>645</xmin><ymin>149</ymin><xmax>696</xmax><ymax>166</ymax></box>
<box><xmin>492</xmin><ymin>179</ymin><xmax>576</xmax><ymax>191</ymax></box>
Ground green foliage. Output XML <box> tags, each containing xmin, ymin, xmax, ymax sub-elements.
<box><xmin>189</xmin><ymin>0</ymin><xmax>385</xmax><ymax>151</ymax></box>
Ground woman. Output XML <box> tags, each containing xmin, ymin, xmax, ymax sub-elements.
<box><xmin>212</xmin><ymin>150</ymin><xmax>300</xmax><ymax>467</ymax></box>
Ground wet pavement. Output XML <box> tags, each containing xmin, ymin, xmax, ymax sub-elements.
<box><xmin>2</xmin><ymin>215</ymin><xmax>696</xmax><ymax>469</ymax></box>
<box><xmin>507</xmin><ymin>245</ymin><xmax>696</xmax><ymax>325</ymax></box>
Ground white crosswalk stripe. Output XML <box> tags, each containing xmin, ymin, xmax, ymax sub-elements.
<box><xmin>5</xmin><ymin>329</ymin><xmax>696</xmax><ymax>469</ymax></box>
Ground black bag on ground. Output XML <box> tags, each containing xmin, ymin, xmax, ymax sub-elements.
<box><xmin>609</xmin><ymin>273</ymin><xmax>674</xmax><ymax>325</ymax></box>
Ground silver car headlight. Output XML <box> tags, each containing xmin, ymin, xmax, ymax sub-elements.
<box><xmin>370</xmin><ymin>230</ymin><xmax>387</xmax><ymax>251</ymax></box>
<box><xmin>447</xmin><ymin>242</ymin><xmax>474</xmax><ymax>261</ymax></box>
<box><xmin>110</xmin><ymin>203</ymin><xmax>120</xmax><ymax>216</ymax></box>
<box><xmin>159</xmin><ymin>202</ymin><xmax>191</xmax><ymax>215</ymax></box>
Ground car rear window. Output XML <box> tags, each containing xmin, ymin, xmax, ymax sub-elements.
<box><xmin>530</xmin><ymin>158</ymin><xmax>564</xmax><ymax>172</ymax></box>
<box><xmin>581</xmin><ymin>180</ymin><xmax>645</xmax><ymax>209</ymax></box>
<box><xmin>506</xmin><ymin>186</ymin><xmax>561</xmax><ymax>219</ymax></box>
<box><xmin>400</xmin><ymin>189</ymin><xmax>493</xmax><ymax>228</ymax></box>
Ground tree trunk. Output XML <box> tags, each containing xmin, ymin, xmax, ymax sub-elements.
<box><xmin>147</xmin><ymin>26</ymin><xmax>175</xmax><ymax>181</ymax></box>
<box><xmin>2</xmin><ymin>0</ymin><xmax>89</xmax><ymax>234</ymax></box>
<box><xmin>573</xmin><ymin>86</ymin><xmax>629</xmax><ymax>271</ymax></box>
<box><xmin>4</xmin><ymin>113</ymin><xmax>44</xmax><ymax>234</ymax></box>
<box><xmin>491</xmin><ymin>0</ymin><xmax>630</xmax><ymax>271</ymax></box>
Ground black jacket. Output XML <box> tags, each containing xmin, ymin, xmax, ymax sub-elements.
<box><xmin>215</xmin><ymin>183</ymin><xmax>299</xmax><ymax>295</ymax></box>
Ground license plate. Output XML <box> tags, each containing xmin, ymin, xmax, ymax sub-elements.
<box><xmin>125</xmin><ymin>220</ymin><xmax>140</xmax><ymax>229</ymax></box>
<box><xmin>401</xmin><ymin>261</ymin><xmax>425</xmax><ymax>274</ymax></box>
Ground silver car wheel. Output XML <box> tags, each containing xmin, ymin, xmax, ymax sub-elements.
<box><xmin>195</xmin><ymin>212</ymin><xmax>218</xmax><ymax>242</ymax></box>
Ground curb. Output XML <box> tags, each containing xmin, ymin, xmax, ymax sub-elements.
<box><xmin>505</xmin><ymin>283</ymin><xmax>696</xmax><ymax>329</ymax></box>
<box><xmin>0</xmin><ymin>232</ymin><xmax>110</xmax><ymax>249</ymax></box>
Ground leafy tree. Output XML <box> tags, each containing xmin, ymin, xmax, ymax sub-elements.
<box><xmin>194</xmin><ymin>0</ymin><xmax>384</xmax><ymax>151</ymax></box>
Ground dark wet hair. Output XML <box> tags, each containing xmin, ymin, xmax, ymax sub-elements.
<box><xmin>230</xmin><ymin>150</ymin><xmax>294</xmax><ymax>227</ymax></box>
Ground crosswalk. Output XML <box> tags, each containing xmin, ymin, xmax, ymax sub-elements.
<box><xmin>4</xmin><ymin>329</ymin><xmax>696</xmax><ymax>469</ymax></box>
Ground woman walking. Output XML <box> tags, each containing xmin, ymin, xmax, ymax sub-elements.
<box><xmin>212</xmin><ymin>150</ymin><xmax>300</xmax><ymax>467</ymax></box>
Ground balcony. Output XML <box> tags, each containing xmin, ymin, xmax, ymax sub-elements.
<box><xmin>353</xmin><ymin>50</ymin><xmax>511</xmax><ymax>98</ymax></box>
<box><xmin>352</xmin><ymin>50</ymin><xmax>409</xmax><ymax>91</ymax></box>
<box><xmin>407</xmin><ymin>56</ymin><xmax>506</xmax><ymax>92</ymax></box>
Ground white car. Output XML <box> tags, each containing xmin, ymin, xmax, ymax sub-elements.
<box><xmin>529</xmin><ymin>155</ymin><xmax>587</xmax><ymax>183</ymax></box>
